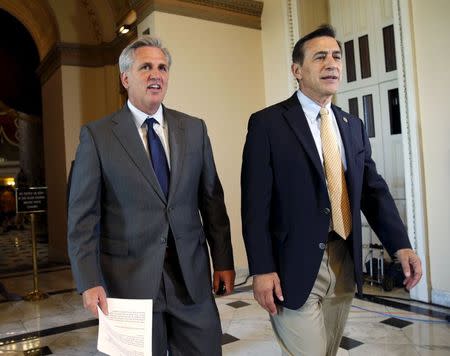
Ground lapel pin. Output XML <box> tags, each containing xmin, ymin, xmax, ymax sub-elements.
<box><xmin>343</xmin><ymin>117</ymin><xmax>348</xmax><ymax>123</ymax></box>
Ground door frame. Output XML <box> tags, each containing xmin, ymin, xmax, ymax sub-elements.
<box><xmin>394</xmin><ymin>0</ymin><xmax>429</xmax><ymax>301</ymax></box>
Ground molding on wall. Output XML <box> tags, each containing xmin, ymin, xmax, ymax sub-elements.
<box><xmin>431</xmin><ymin>289</ymin><xmax>450</xmax><ymax>308</ymax></box>
<box><xmin>37</xmin><ymin>0</ymin><xmax>263</xmax><ymax>83</ymax></box>
<box><xmin>181</xmin><ymin>0</ymin><xmax>262</xmax><ymax>16</ymax></box>
<box><xmin>394</xmin><ymin>0</ymin><xmax>430</xmax><ymax>302</ymax></box>
<box><xmin>131</xmin><ymin>0</ymin><xmax>263</xmax><ymax>29</ymax></box>
<box><xmin>81</xmin><ymin>0</ymin><xmax>103</xmax><ymax>44</ymax></box>
<box><xmin>286</xmin><ymin>0</ymin><xmax>299</xmax><ymax>92</ymax></box>
<box><xmin>37</xmin><ymin>28</ymin><xmax>137</xmax><ymax>84</ymax></box>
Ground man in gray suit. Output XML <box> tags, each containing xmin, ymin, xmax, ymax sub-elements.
<box><xmin>68</xmin><ymin>36</ymin><xmax>235</xmax><ymax>355</ymax></box>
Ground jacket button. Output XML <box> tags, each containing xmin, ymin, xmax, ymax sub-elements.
<box><xmin>323</xmin><ymin>208</ymin><xmax>330</xmax><ymax>215</ymax></box>
<box><xmin>160</xmin><ymin>236</ymin><xmax>167</xmax><ymax>244</ymax></box>
<box><xmin>319</xmin><ymin>242</ymin><xmax>326</xmax><ymax>250</ymax></box>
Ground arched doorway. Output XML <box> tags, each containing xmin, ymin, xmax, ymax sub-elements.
<box><xmin>0</xmin><ymin>9</ymin><xmax>50</xmax><ymax>275</ymax></box>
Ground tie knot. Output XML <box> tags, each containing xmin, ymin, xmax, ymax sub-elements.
<box><xmin>320</xmin><ymin>108</ymin><xmax>329</xmax><ymax>117</ymax></box>
<box><xmin>145</xmin><ymin>117</ymin><xmax>158</xmax><ymax>128</ymax></box>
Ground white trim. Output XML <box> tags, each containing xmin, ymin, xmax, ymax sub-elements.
<box><xmin>393</xmin><ymin>0</ymin><xmax>430</xmax><ymax>302</ymax></box>
<box><xmin>284</xmin><ymin>0</ymin><xmax>299</xmax><ymax>93</ymax></box>
<box><xmin>235</xmin><ymin>267</ymin><xmax>250</xmax><ymax>285</ymax></box>
<box><xmin>431</xmin><ymin>289</ymin><xmax>450</xmax><ymax>308</ymax></box>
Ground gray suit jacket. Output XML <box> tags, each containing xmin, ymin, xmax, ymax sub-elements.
<box><xmin>68</xmin><ymin>104</ymin><xmax>234</xmax><ymax>303</ymax></box>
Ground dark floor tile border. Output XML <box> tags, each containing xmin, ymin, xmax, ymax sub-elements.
<box><xmin>1</xmin><ymin>319</ymin><xmax>239</xmax><ymax>348</ymax></box>
<box><xmin>358</xmin><ymin>293</ymin><xmax>449</xmax><ymax>320</ymax></box>
<box><xmin>233</xmin><ymin>286</ymin><xmax>449</xmax><ymax>320</ymax></box>
<box><xmin>47</xmin><ymin>288</ymin><xmax>77</xmax><ymax>296</ymax></box>
<box><xmin>0</xmin><ymin>288</ymin><xmax>77</xmax><ymax>304</ymax></box>
<box><xmin>0</xmin><ymin>265</ymin><xmax>71</xmax><ymax>279</ymax></box>
<box><xmin>232</xmin><ymin>284</ymin><xmax>253</xmax><ymax>293</ymax></box>
<box><xmin>0</xmin><ymin>260</ymin><xmax>70</xmax><ymax>276</ymax></box>
<box><xmin>0</xmin><ymin>319</ymin><xmax>99</xmax><ymax>346</ymax></box>
<box><xmin>23</xmin><ymin>345</ymin><xmax>52</xmax><ymax>355</ymax></box>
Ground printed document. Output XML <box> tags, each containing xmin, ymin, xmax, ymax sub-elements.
<box><xmin>97</xmin><ymin>298</ymin><xmax>152</xmax><ymax>356</ymax></box>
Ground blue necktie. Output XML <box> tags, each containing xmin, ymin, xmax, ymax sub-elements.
<box><xmin>145</xmin><ymin>118</ymin><xmax>169</xmax><ymax>197</ymax></box>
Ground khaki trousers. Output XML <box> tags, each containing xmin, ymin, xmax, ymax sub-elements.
<box><xmin>271</xmin><ymin>237</ymin><xmax>355</xmax><ymax>356</ymax></box>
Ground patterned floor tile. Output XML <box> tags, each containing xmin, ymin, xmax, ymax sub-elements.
<box><xmin>340</xmin><ymin>336</ymin><xmax>364</xmax><ymax>350</ymax></box>
<box><xmin>381</xmin><ymin>317</ymin><xmax>413</xmax><ymax>328</ymax></box>
<box><xmin>227</xmin><ymin>301</ymin><xmax>250</xmax><ymax>309</ymax></box>
<box><xmin>222</xmin><ymin>333</ymin><xmax>240</xmax><ymax>345</ymax></box>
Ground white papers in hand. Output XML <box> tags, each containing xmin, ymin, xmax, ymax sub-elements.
<box><xmin>97</xmin><ymin>298</ymin><xmax>153</xmax><ymax>356</ymax></box>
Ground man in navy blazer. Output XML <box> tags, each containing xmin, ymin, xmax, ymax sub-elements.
<box><xmin>241</xmin><ymin>25</ymin><xmax>422</xmax><ymax>355</ymax></box>
<box><xmin>68</xmin><ymin>36</ymin><xmax>235</xmax><ymax>355</ymax></box>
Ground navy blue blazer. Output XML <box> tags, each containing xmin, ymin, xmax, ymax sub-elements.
<box><xmin>241</xmin><ymin>93</ymin><xmax>411</xmax><ymax>310</ymax></box>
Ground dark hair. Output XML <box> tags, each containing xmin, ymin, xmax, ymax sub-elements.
<box><xmin>292</xmin><ymin>24</ymin><xmax>342</xmax><ymax>64</ymax></box>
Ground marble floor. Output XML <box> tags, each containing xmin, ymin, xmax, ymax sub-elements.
<box><xmin>0</xmin><ymin>268</ymin><xmax>449</xmax><ymax>356</ymax></box>
<box><xmin>0</xmin><ymin>223</ymin><xmax>65</xmax><ymax>275</ymax></box>
<box><xmin>0</xmin><ymin>227</ymin><xmax>449</xmax><ymax>355</ymax></box>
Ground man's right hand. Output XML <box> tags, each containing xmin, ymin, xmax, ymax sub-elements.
<box><xmin>253</xmin><ymin>272</ymin><xmax>284</xmax><ymax>315</ymax></box>
<box><xmin>82</xmin><ymin>286</ymin><xmax>108</xmax><ymax>318</ymax></box>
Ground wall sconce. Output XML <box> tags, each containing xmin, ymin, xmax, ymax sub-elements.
<box><xmin>118</xmin><ymin>24</ymin><xmax>131</xmax><ymax>34</ymax></box>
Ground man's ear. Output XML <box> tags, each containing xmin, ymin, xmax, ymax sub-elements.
<box><xmin>120</xmin><ymin>72</ymin><xmax>129</xmax><ymax>89</ymax></box>
<box><xmin>291</xmin><ymin>63</ymin><xmax>302</xmax><ymax>81</ymax></box>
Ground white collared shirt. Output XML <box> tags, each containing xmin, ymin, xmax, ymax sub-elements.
<box><xmin>127</xmin><ymin>100</ymin><xmax>171</xmax><ymax>169</ymax></box>
<box><xmin>296</xmin><ymin>90</ymin><xmax>347</xmax><ymax>170</ymax></box>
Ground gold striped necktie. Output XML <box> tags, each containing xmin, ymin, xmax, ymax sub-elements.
<box><xmin>320</xmin><ymin>107</ymin><xmax>352</xmax><ymax>239</ymax></box>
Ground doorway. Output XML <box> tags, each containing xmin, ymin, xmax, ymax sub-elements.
<box><xmin>0</xmin><ymin>9</ymin><xmax>49</xmax><ymax>277</ymax></box>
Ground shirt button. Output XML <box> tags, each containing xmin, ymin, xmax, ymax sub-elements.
<box><xmin>319</xmin><ymin>242</ymin><xmax>326</xmax><ymax>250</ymax></box>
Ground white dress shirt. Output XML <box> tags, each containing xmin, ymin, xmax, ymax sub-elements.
<box><xmin>127</xmin><ymin>100</ymin><xmax>171</xmax><ymax>169</ymax></box>
<box><xmin>296</xmin><ymin>90</ymin><xmax>347</xmax><ymax>170</ymax></box>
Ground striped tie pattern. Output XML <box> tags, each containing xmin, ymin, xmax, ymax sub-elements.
<box><xmin>146</xmin><ymin>117</ymin><xmax>169</xmax><ymax>197</ymax></box>
<box><xmin>320</xmin><ymin>108</ymin><xmax>352</xmax><ymax>239</ymax></box>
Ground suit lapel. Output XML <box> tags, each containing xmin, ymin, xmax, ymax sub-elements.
<box><xmin>165</xmin><ymin>107</ymin><xmax>185</xmax><ymax>202</ymax></box>
<box><xmin>282</xmin><ymin>94</ymin><xmax>326</xmax><ymax>186</ymax></box>
<box><xmin>332</xmin><ymin>105</ymin><xmax>354</xmax><ymax>166</ymax></box>
<box><xmin>112</xmin><ymin>106</ymin><xmax>167</xmax><ymax>203</ymax></box>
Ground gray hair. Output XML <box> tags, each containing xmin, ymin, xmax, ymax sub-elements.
<box><xmin>118</xmin><ymin>36</ymin><xmax>172</xmax><ymax>73</ymax></box>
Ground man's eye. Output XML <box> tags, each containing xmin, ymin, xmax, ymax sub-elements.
<box><xmin>142</xmin><ymin>65</ymin><xmax>150</xmax><ymax>70</ymax></box>
<box><xmin>159</xmin><ymin>66</ymin><xmax>167</xmax><ymax>72</ymax></box>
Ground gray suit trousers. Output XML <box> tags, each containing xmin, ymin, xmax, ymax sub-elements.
<box><xmin>152</xmin><ymin>249</ymin><xmax>222</xmax><ymax>356</ymax></box>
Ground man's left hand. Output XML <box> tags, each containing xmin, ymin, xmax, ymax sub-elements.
<box><xmin>213</xmin><ymin>270</ymin><xmax>235</xmax><ymax>296</ymax></box>
<box><xmin>395</xmin><ymin>248</ymin><xmax>422</xmax><ymax>290</ymax></box>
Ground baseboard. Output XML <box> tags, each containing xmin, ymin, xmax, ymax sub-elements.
<box><xmin>235</xmin><ymin>267</ymin><xmax>250</xmax><ymax>285</ymax></box>
<box><xmin>431</xmin><ymin>289</ymin><xmax>450</xmax><ymax>307</ymax></box>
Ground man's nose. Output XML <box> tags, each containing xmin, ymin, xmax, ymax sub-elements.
<box><xmin>324</xmin><ymin>55</ymin><xmax>338</xmax><ymax>69</ymax></box>
<box><xmin>148</xmin><ymin>70</ymin><xmax>160</xmax><ymax>80</ymax></box>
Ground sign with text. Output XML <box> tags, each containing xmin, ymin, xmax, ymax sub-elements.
<box><xmin>15</xmin><ymin>187</ymin><xmax>48</xmax><ymax>213</ymax></box>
